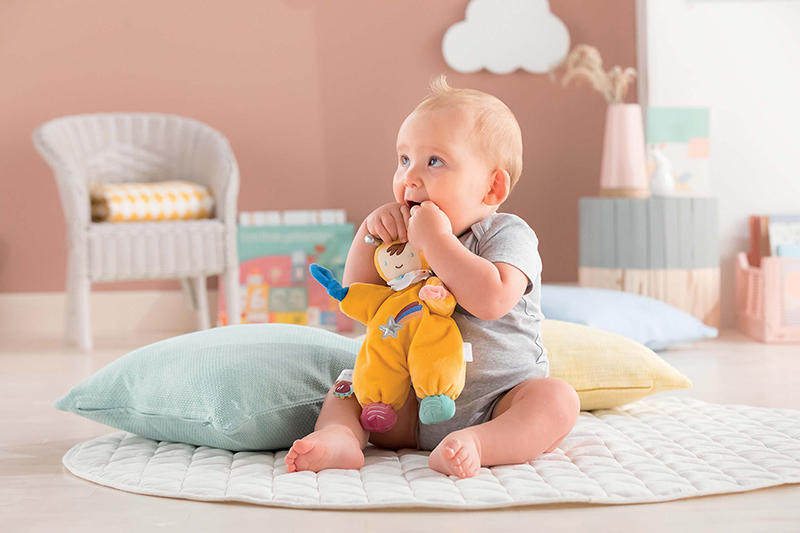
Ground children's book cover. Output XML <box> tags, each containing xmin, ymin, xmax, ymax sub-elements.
<box><xmin>218</xmin><ymin>223</ymin><xmax>354</xmax><ymax>332</ymax></box>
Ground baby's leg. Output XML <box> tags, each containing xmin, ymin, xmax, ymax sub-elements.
<box><xmin>285</xmin><ymin>387</ymin><xmax>367</xmax><ymax>473</ymax></box>
<box><xmin>285</xmin><ymin>385</ymin><xmax>419</xmax><ymax>473</ymax></box>
<box><xmin>428</xmin><ymin>378</ymin><xmax>580</xmax><ymax>478</ymax></box>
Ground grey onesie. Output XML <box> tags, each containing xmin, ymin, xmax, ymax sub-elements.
<box><xmin>415</xmin><ymin>212</ymin><xmax>549</xmax><ymax>451</ymax></box>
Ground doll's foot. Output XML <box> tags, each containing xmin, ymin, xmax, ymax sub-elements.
<box><xmin>428</xmin><ymin>429</ymin><xmax>482</xmax><ymax>479</ymax></box>
<box><xmin>419</xmin><ymin>395</ymin><xmax>456</xmax><ymax>425</ymax></box>
<box><xmin>285</xmin><ymin>425</ymin><xmax>365</xmax><ymax>473</ymax></box>
<box><xmin>360</xmin><ymin>402</ymin><xmax>397</xmax><ymax>432</ymax></box>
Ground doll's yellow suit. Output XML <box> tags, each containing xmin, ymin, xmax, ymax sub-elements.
<box><xmin>340</xmin><ymin>276</ymin><xmax>466</xmax><ymax>412</ymax></box>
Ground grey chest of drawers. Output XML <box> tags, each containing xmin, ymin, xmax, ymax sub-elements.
<box><xmin>578</xmin><ymin>197</ymin><xmax>720</xmax><ymax>327</ymax></box>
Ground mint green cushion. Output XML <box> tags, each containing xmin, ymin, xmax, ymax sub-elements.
<box><xmin>54</xmin><ymin>324</ymin><xmax>359</xmax><ymax>451</ymax></box>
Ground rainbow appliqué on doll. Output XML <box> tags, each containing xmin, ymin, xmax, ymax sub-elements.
<box><xmin>396</xmin><ymin>301</ymin><xmax>423</xmax><ymax>322</ymax></box>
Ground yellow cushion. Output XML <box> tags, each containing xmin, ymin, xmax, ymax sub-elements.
<box><xmin>90</xmin><ymin>181</ymin><xmax>214</xmax><ymax>222</ymax></box>
<box><xmin>544</xmin><ymin>320</ymin><xmax>692</xmax><ymax>410</ymax></box>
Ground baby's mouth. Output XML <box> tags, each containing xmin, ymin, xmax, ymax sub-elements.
<box><xmin>406</xmin><ymin>200</ymin><xmax>421</xmax><ymax>209</ymax></box>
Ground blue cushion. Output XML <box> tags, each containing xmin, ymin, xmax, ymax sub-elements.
<box><xmin>541</xmin><ymin>285</ymin><xmax>718</xmax><ymax>351</ymax></box>
<box><xmin>54</xmin><ymin>324</ymin><xmax>359</xmax><ymax>451</ymax></box>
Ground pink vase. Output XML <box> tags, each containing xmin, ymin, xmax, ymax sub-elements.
<box><xmin>599</xmin><ymin>103</ymin><xmax>649</xmax><ymax>198</ymax></box>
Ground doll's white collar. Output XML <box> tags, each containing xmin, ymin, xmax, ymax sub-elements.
<box><xmin>387</xmin><ymin>269</ymin><xmax>431</xmax><ymax>291</ymax></box>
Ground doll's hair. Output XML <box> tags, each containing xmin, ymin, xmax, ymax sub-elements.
<box><xmin>386</xmin><ymin>242</ymin><xmax>407</xmax><ymax>256</ymax></box>
<box><xmin>412</xmin><ymin>75</ymin><xmax>523</xmax><ymax>190</ymax></box>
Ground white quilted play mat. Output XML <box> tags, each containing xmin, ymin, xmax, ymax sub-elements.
<box><xmin>62</xmin><ymin>397</ymin><xmax>800</xmax><ymax>510</ymax></box>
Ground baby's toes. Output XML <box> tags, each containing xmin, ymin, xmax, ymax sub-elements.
<box><xmin>452</xmin><ymin>446</ymin><xmax>470</xmax><ymax>466</ymax></box>
<box><xmin>283</xmin><ymin>446</ymin><xmax>299</xmax><ymax>473</ymax></box>
<box><xmin>464</xmin><ymin>463</ymin><xmax>481</xmax><ymax>479</ymax></box>
<box><xmin>442</xmin><ymin>443</ymin><xmax>459</xmax><ymax>460</ymax></box>
<box><xmin>454</xmin><ymin>459</ymin><xmax>474</xmax><ymax>478</ymax></box>
<box><xmin>465</xmin><ymin>453</ymin><xmax>484</xmax><ymax>477</ymax></box>
<box><xmin>290</xmin><ymin>438</ymin><xmax>315</xmax><ymax>456</ymax></box>
<box><xmin>285</xmin><ymin>445</ymin><xmax>297</xmax><ymax>460</ymax></box>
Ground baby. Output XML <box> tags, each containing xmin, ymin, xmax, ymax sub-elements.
<box><xmin>285</xmin><ymin>76</ymin><xmax>580</xmax><ymax>478</ymax></box>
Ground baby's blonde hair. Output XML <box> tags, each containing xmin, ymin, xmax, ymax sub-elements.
<box><xmin>413</xmin><ymin>75</ymin><xmax>523</xmax><ymax>190</ymax></box>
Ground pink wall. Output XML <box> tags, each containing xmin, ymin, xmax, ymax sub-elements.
<box><xmin>0</xmin><ymin>0</ymin><xmax>636</xmax><ymax>293</ymax></box>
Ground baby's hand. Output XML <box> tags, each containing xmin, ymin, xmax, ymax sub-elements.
<box><xmin>364</xmin><ymin>202</ymin><xmax>411</xmax><ymax>244</ymax></box>
<box><xmin>408</xmin><ymin>201</ymin><xmax>452</xmax><ymax>251</ymax></box>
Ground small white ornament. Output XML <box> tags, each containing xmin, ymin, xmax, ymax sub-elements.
<box><xmin>649</xmin><ymin>147</ymin><xmax>677</xmax><ymax>197</ymax></box>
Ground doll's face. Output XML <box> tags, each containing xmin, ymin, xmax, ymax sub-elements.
<box><xmin>376</xmin><ymin>241</ymin><xmax>424</xmax><ymax>280</ymax></box>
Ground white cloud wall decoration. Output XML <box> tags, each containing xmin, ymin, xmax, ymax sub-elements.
<box><xmin>442</xmin><ymin>0</ymin><xmax>570</xmax><ymax>75</ymax></box>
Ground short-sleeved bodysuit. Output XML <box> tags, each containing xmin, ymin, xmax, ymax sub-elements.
<box><xmin>415</xmin><ymin>212</ymin><xmax>549</xmax><ymax>451</ymax></box>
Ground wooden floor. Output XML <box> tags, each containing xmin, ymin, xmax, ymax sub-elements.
<box><xmin>2</xmin><ymin>329</ymin><xmax>800</xmax><ymax>533</ymax></box>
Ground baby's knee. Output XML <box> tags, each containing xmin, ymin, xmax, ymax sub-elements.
<box><xmin>547</xmin><ymin>378</ymin><xmax>580</xmax><ymax>426</ymax></box>
<box><xmin>520</xmin><ymin>377</ymin><xmax>580</xmax><ymax>426</ymax></box>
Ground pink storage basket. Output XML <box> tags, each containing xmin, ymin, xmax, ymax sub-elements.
<box><xmin>735</xmin><ymin>252</ymin><xmax>800</xmax><ymax>343</ymax></box>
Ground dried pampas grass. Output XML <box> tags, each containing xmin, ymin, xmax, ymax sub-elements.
<box><xmin>550</xmin><ymin>45</ymin><xmax>637</xmax><ymax>104</ymax></box>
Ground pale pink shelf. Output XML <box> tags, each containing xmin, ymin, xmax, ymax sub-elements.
<box><xmin>735</xmin><ymin>252</ymin><xmax>800</xmax><ymax>343</ymax></box>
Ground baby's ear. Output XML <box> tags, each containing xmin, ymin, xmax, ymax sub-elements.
<box><xmin>483</xmin><ymin>169</ymin><xmax>510</xmax><ymax>206</ymax></box>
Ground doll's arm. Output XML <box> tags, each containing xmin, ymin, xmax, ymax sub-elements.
<box><xmin>310</xmin><ymin>263</ymin><xmax>395</xmax><ymax>324</ymax></box>
<box><xmin>339</xmin><ymin>283</ymin><xmax>396</xmax><ymax>324</ymax></box>
<box><xmin>419</xmin><ymin>277</ymin><xmax>456</xmax><ymax>317</ymax></box>
<box><xmin>310</xmin><ymin>264</ymin><xmax>349</xmax><ymax>301</ymax></box>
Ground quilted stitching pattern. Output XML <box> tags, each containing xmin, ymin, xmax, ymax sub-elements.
<box><xmin>62</xmin><ymin>398</ymin><xmax>800</xmax><ymax>510</ymax></box>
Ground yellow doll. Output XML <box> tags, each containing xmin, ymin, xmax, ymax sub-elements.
<box><xmin>309</xmin><ymin>235</ymin><xmax>466</xmax><ymax>433</ymax></box>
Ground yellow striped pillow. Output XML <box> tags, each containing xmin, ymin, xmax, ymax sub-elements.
<box><xmin>90</xmin><ymin>181</ymin><xmax>214</xmax><ymax>222</ymax></box>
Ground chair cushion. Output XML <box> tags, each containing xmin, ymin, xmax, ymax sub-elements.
<box><xmin>541</xmin><ymin>284</ymin><xmax>718</xmax><ymax>350</ymax></box>
<box><xmin>90</xmin><ymin>181</ymin><xmax>214</xmax><ymax>222</ymax></box>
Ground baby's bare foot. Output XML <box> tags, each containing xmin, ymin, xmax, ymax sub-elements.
<box><xmin>428</xmin><ymin>429</ymin><xmax>482</xmax><ymax>479</ymax></box>
<box><xmin>284</xmin><ymin>425</ymin><xmax>365</xmax><ymax>473</ymax></box>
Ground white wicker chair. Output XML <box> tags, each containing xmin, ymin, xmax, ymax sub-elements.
<box><xmin>33</xmin><ymin>113</ymin><xmax>242</xmax><ymax>350</ymax></box>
